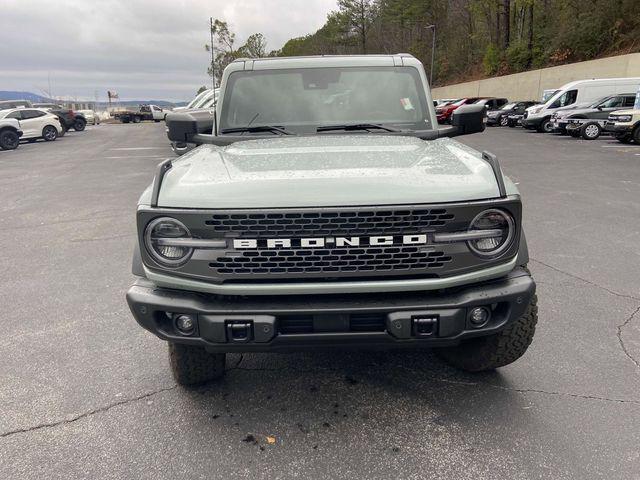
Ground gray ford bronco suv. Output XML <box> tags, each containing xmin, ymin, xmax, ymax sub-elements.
<box><xmin>127</xmin><ymin>54</ymin><xmax>537</xmax><ymax>386</ymax></box>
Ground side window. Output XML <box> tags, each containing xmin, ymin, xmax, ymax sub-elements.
<box><xmin>21</xmin><ymin>110</ymin><xmax>45</xmax><ymax>119</ymax></box>
<box><xmin>624</xmin><ymin>96</ymin><xmax>636</xmax><ymax>107</ymax></box>
<box><xmin>6</xmin><ymin>111</ymin><xmax>21</xmax><ymax>120</ymax></box>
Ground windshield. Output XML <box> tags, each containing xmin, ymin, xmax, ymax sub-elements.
<box><xmin>548</xmin><ymin>89</ymin><xmax>577</xmax><ymax>108</ymax></box>
<box><xmin>542</xmin><ymin>90</ymin><xmax>559</xmax><ymax>102</ymax></box>
<box><xmin>220</xmin><ymin>66</ymin><xmax>431</xmax><ymax>133</ymax></box>
<box><xmin>501</xmin><ymin>103</ymin><xmax>516</xmax><ymax>110</ymax></box>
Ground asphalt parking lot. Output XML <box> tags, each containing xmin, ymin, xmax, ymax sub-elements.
<box><xmin>1</xmin><ymin>123</ymin><xmax>639</xmax><ymax>479</ymax></box>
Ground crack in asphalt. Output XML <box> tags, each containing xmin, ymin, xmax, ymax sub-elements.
<box><xmin>530</xmin><ymin>257</ymin><xmax>640</xmax><ymax>371</ymax></box>
<box><xmin>617</xmin><ymin>306</ymin><xmax>640</xmax><ymax>371</ymax></box>
<box><xmin>225</xmin><ymin>364</ymin><xmax>640</xmax><ymax>405</ymax></box>
<box><xmin>0</xmin><ymin>385</ymin><xmax>177</xmax><ymax>440</ymax></box>
<box><xmin>530</xmin><ymin>258</ymin><xmax>640</xmax><ymax>302</ymax></box>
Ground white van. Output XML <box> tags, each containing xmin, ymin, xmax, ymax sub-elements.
<box><xmin>522</xmin><ymin>77</ymin><xmax>640</xmax><ymax>132</ymax></box>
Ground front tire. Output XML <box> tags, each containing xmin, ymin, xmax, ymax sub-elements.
<box><xmin>73</xmin><ymin>119</ymin><xmax>86</xmax><ymax>131</ymax></box>
<box><xmin>537</xmin><ymin>118</ymin><xmax>553</xmax><ymax>133</ymax></box>
<box><xmin>0</xmin><ymin>129</ymin><xmax>20</xmax><ymax>150</ymax></box>
<box><xmin>633</xmin><ymin>126</ymin><xmax>640</xmax><ymax>144</ymax></box>
<box><xmin>132</xmin><ymin>116</ymin><xmax>141</xmax><ymax>124</ymax></box>
<box><xmin>437</xmin><ymin>294</ymin><xmax>538</xmax><ymax>372</ymax></box>
<box><xmin>499</xmin><ymin>115</ymin><xmax>509</xmax><ymax>127</ymax></box>
<box><xmin>42</xmin><ymin>125</ymin><xmax>58</xmax><ymax>141</ymax></box>
<box><xmin>616</xmin><ymin>134</ymin><xmax>633</xmax><ymax>144</ymax></box>
<box><xmin>580</xmin><ymin>122</ymin><xmax>601</xmax><ymax>140</ymax></box>
<box><xmin>168</xmin><ymin>343</ymin><xmax>226</xmax><ymax>386</ymax></box>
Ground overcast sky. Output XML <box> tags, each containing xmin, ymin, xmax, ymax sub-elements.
<box><xmin>0</xmin><ymin>0</ymin><xmax>336</xmax><ymax>102</ymax></box>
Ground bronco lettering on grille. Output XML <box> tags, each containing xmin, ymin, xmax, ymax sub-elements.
<box><xmin>233</xmin><ymin>235</ymin><xmax>428</xmax><ymax>249</ymax></box>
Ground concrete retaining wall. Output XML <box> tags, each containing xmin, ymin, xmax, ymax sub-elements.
<box><xmin>431</xmin><ymin>53</ymin><xmax>640</xmax><ymax>101</ymax></box>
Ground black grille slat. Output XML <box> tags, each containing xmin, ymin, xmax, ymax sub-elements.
<box><xmin>204</xmin><ymin>208</ymin><xmax>455</xmax><ymax>237</ymax></box>
<box><xmin>209</xmin><ymin>246</ymin><xmax>452</xmax><ymax>276</ymax></box>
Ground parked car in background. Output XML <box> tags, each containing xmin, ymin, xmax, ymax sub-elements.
<box><xmin>434</xmin><ymin>98</ymin><xmax>459</xmax><ymax>106</ymax></box>
<box><xmin>541</xmin><ymin>89</ymin><xmax>559</xmax><ymax>103</ymax></box>
<box><xmin>0</xmin><ymin>117</ymin><xmax>23</xmax><ymax>150</ymax></box>
<box><xmin>169</xmin><ymin>89</ymin><xmax>219</xmax><ymax>155</ymax></box>
<box><xmin>487</xmin><ymin>101</ymin><xmax>537</xmax><ymax>126</ymax></box>
<box><xmin>113</xmin><ymin>104</ymin><xmax>167</xmax><ymax>123</ymax></box>
<box><xmin>522</xmin><ymin>77</ymin><xmax>640</xmax><ymax>132</ymax></box>
<box><xmin>554</xmin><ymin>93</ymin><xmax>637</xmax><ymax>139</ymax></box>
<box><xmin>172</xmin><ymin>89</ymin><xmax>213</xmax><ymax>113</ymax></box>
<box><xmin>0</xmin><ymin>108</ymin><xmax>63</xmax><ymax>142</ymax></box>
<box><xmin>605</xmin><ymin>109</ymin><xmax>640</xmax><ymax>144</ymax></box>
<box><xmin>77</xmin><ymin>109</ymin><xmax>100</xmax><ymax>125</ymax></box>
<box><xmin>475</xmin><ymin>97</ymin><xmax>509</xmax><ymax>112</ymax></box>
<box><xmin>0</xmin><ymin>99</ymin><xmax>33</xmax><ymax>109</ymax></box>
<box><xmin>436</xmin><ymin>97</ymin><xmax>486</xmax><ymax>123</ymax></box>
<box><xmin>34</xmin><ymin>104</ymin><xmax>87</xmax><ymax>133</ymax></box>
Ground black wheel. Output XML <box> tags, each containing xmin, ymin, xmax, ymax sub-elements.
<box><xmin>616</xmin><ymin>135</ymin><xmax>632</xmax><ymax>144</ymax></box>
<box><xmin>633</xmin><ymin>126</ymin><xmax>640</xmax><ymax>144</ymax></box>
<box><xmin>580</xmin><ymin>122</ymin><xmax>601</xmax><ymax>140</ymax></box>
<box><xmin>437</xmin><ymin>294</ymin><xmax>538</xmax><ymax>372</ymax></box>
<box><xmin>168</xmin><ymin>343</ymin><xmax>226</xmax><ymax>386</ymax></box>
<box><xmin>42</xmin><ymin>125</ymin><xmax>58</xmax><ymax>141</ymax></box>
<box><xmin>132</xmin><ymin>116</ymin><xmax>141</xmax><ymax>124</ymax></box>
<box><xmin>499</xmin><ymin>115</ymin><xmax>509</xmax><ymax>127</ymax></box>
<box><xmin>537</xmin><ymin>118</ymin><xmax>553</xmax><ymax>133</ymax></box>
<box><xmin>73</xmin><ymin>119</ymin><xmax>86</xmax><ymax>131</ymax></box>
<box><xmin>507</xmin><ymin>118</ymin><xmax>516</xmax><ymax>128</ymax></box>
<box><xmin>0</xmin><ymin>129</ymin><xmax>20</xmax><ymax>150</ymax></box>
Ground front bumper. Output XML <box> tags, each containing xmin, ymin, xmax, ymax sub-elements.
<box><xmin>521</xmin><ymin>116</ymin><xmax>543</xmax><ymax>129</ymax></box>
<box><xmin>126</xmin><ymin>267</ymin><xmax>535</xmax><ymax>353</ymax></box>
<box><xmin>604</xmin><ymin>122</ymin><xmax>633</xmax><ymax>134</ymax></box>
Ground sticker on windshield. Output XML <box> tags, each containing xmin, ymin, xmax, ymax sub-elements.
<box><xmin>400</xmin><ymin>98</ymin><xmax>414</xmax><ymax>111</ymax></box>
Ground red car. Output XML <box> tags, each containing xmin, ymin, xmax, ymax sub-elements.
<box><xmin>436</xmin><ymin>97</ymin><xmax>486</xmax><ymax>124</ymax></box>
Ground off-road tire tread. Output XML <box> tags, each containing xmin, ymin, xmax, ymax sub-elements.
<box><xmin>168</xmin><ymin>343</ymin><xmax>226</xmax><ymax>386</ymax></box>
<box><xmin>437</xmin><ymin>293</ymin><xmax>538</xmax><ymax>372</ymax></box>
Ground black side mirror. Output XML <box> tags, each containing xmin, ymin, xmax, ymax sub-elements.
<box><xmin>166</xmin><ymin>110</ymin><xmax>214</xmax><ymax>142</ymax></box>
<box><xmin>450</xmin><ymin>104</ymin><xmax>486</xmax><ymax>135</ymax></box>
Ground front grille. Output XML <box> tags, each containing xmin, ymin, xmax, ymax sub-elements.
<box><xmin>138</xmin><ymin>200</ymin><xmax>522</xmax><ymax>284</ymax></box>
<box><xmin>209</xmin><ymin>246</ymin><xmax>452</xmax><ymax>275</ymax></box>
<box><xmin>204</xmin><ymin>208</ymin><xmax>455</xmax><ymax>237</ymax></box>
<box><xmin>278</xmin><ymin>313</ymin><xmax>386</xmax><ymax>334</ymax></box>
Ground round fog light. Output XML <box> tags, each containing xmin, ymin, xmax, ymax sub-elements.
<box><xmin>469</xmin><ymin>307</ymin><xmax>490</xmax><ymax>327</ymax></box>
<box><xmin>175</xmin><ymin>314</ymin><xmax>195</xmax><ymax>335</ymax></box>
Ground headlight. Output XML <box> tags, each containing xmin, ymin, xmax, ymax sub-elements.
<box><xmin>616</xmin><ymin>115</ymin><xmax>632</xmax><ymax>122</ymax></box>
<box><xmin>467</xmin><ymin>209</ymin><xmax>515</xmax><ymax>258</ymax></box>
<box><xmin>144</xmin><ymin>217</ymin><xmax>193</xmax><ymax>267</ymax></box>
<box><xmin>528</xmin><ymin>106</ymin><xmax>542</xmax><ymax>115</ymax></box>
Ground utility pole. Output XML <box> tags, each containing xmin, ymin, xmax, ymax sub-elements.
<box><xmin>427</xmin><ymin>24</ymin><xmax>436</xmax><ymax>86</ymax></box>
<box><xmin>210</xmin><ymin>17</ymin><xmax>216</xmax><ymax>89</ymax></box>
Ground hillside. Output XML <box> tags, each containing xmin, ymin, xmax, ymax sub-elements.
<box><xmin>277</xmin><ymin>0</ymin><xmax>640</xmax><ymax>87</ymax></box>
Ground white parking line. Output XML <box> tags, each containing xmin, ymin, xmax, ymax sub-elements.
<box><xmin>105</xmin><ymin>155</ymin><xmax>168</xmax><ymax>159</ymax></box>
<box><xmin>109</xmin><ymin>147</ymin><xmax>168</xmax><ymax>151</ymax></box>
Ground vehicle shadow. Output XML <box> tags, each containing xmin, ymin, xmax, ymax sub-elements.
<box><xmin>174</xmin><ymin>350</ymin><xmax>533</xmax><ymax>454</ymax></box>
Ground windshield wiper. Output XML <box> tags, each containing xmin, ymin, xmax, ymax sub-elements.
<box><xmin>316</xmin><ymin>123</ymin><xmax>402</xmax><ymax>133</ymax></box>
<box><xmin>220</xmin><ymin>125</ymin><xmax>293</xmax><ymax>135</ymax></box>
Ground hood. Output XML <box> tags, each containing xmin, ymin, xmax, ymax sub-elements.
<box><xmin>555</xmin><ymin>104</ymin><xmax>599</xmax><ymax>118</ymax></box>
<box><xmin>153</xmin><ymin>135</ymin><xmax>513</xmax><ymax>209</ymax></box>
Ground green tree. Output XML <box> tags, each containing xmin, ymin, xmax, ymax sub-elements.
<box><xmin>239</xmin><ymin>33</ymin><xmax>268</xmax><ymax>58</ymax></box>
<box><xmin>336</xmin><ymin>0</ymin><xmax>377</xmax><ymax>53</ymax></box>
